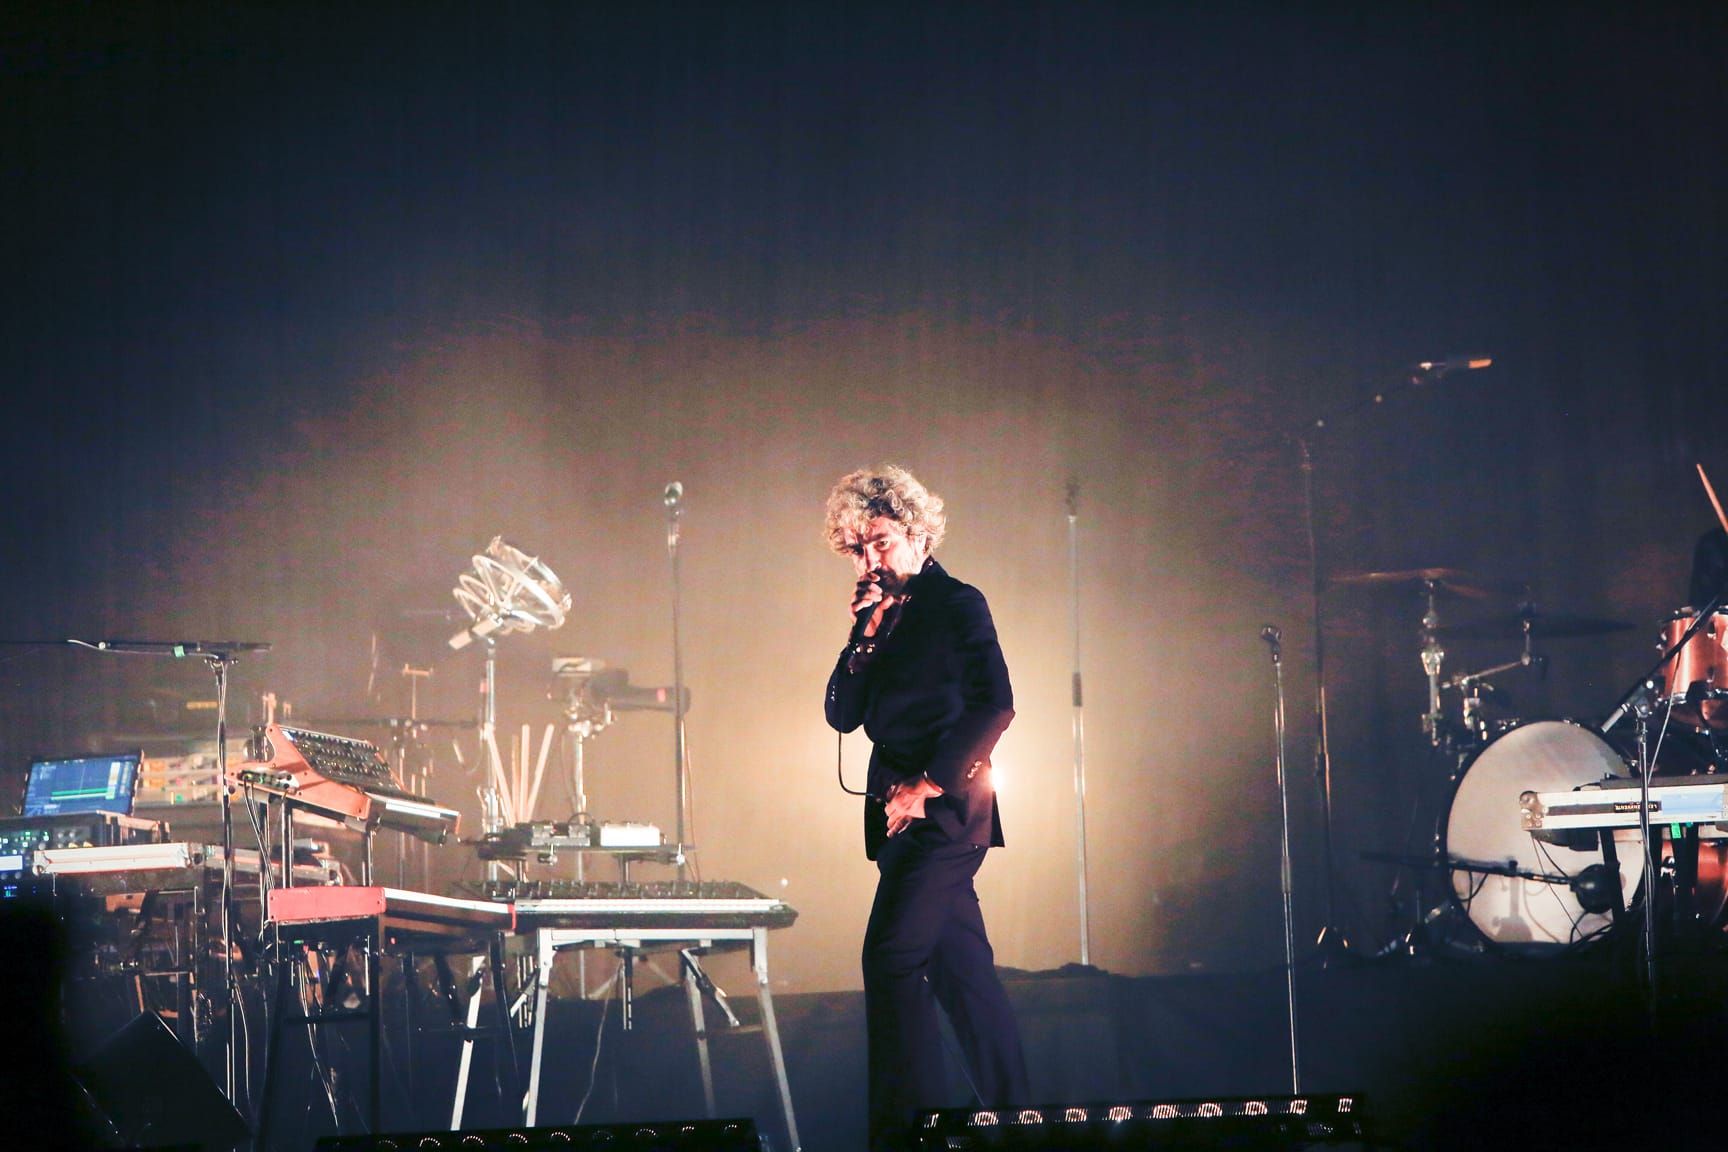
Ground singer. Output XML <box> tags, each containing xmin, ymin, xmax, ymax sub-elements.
<box><xmin>822</xmin><ymin>465</ymin><xmax>1029</xmax><ymax>1152</ymax></box>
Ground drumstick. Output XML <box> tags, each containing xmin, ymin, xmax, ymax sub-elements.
<box><xmin>1699</xmin><ymin>463</ymin><xmax>1728</xmax><ymax>537</ymax></box>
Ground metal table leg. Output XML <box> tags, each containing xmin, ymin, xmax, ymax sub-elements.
<box><xmin>681</xmin><ymin>952</ymin><xmax>718</xmax><ymax>1117</ymax></box>
<box><xmin>523</xmin><ymin>937</ymin><xmax>556</xmax><ymax>1125</ymax></box>
<box><xmin>751</xmin><ymin>929</ymin><xmax>800</xmax><ymax>1152</ymax></box>
<box><xmin>449</xmin><ymin>953</ymin><xmax>486</xmax><ymax>1130</ymax></box>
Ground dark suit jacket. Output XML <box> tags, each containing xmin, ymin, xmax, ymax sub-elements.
<box><xmin>825</xmin><ymin>558</ymin><xmax>1013</xmax><ymax>860</ymax></box>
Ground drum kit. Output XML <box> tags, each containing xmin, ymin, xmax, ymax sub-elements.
<box><xmin>1332</xmin><ymin>565</ymin><xmax>1728</xmax><ymax>958</ymax></box>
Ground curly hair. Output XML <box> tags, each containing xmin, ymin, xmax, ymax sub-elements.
<box><xmin>823</xmin><ymin>465</ymin><xmax>947</xmax><ymax>555</ymax></box>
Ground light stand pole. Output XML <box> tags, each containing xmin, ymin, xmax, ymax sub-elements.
<box><xmin>1066</xmin><ymin>479</ymin><xmax>1092</xmax><ymax>966</ymax></box>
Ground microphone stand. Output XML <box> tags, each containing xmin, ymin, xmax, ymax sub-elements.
<box><xmin>1066</xmin><ymin>480</ymin><xmax>1093</xmax><ymax>967</ymax></box>
<box><xmin>665</xmin><ymin>482</ymin><xmax>691</xmax><ymax>880</ymax></box>
<box><xmin>1263</xmin><ymin>625</ymin><xmax>1301</xmax><ymax>1094</ymax></box>
<box><xmin>1295</xmin><ymin>432</ymin><xmax>1349</xmax><ymax>962</ymax></box>
<box><xmin>54</xmin><ymin>638</ymin><xmax>269</xmax><ymax>1112</ymax></box>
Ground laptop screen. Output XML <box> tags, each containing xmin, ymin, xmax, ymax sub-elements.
<box><xmin>22</xmin><ymin>753</ymin><xmax>141</xmax><ymax>818</ymax></box>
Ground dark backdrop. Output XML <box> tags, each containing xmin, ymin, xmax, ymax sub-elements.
<box><xmin>3</xmin><ymin>1</ymin><xmax>1724</xmax><ymax>993</ymax></box>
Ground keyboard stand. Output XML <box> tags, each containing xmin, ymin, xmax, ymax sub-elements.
<box><xmin>261</xmin><ymin>888</ymin><xmax>515</xmax><ymax>1143</ymax></box>
<box><xmin>417</xmin><ymin>943</ymin><xmax>518</xmax><ymax>1130</ymax></box>
<box><xmin>520</xmin><ymin>925</ymin><xmax>800</xmax><ymax>1152</ymax></box>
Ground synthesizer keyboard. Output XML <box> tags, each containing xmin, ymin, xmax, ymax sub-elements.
<box><xmin>234</xmin><ymin>724</ymin><xmax>460</xmax><ymax>844</ymax></box>
<box><xmin>481</xmin><ymin>878</ymin><xmax>797</xmax><ymax>931</ymax></box>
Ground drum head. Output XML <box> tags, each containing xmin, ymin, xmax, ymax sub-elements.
<box><xmin>1442</xmin><ymin>719</ymin><xmax>1644</xmax><ymax>950</ymax></box>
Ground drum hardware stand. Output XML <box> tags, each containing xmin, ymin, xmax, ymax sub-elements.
<box><xmin>1262</xmin><ymin>624</ymin><xmax>1301</xmax><ymax>1094</ymax></box>
<box><xmin>1299</xmin><ymin>355</ymin><xmax>1499</xmax><ymax>960</ymax></box>
<box><xmin>665</xmin><ymin>481</ymin><xmax>693</xmax><ymax>881</ymax></box>
<box><xmin>1419</xmin><ymin>580</ymin><xmax>1447</xmax><ymax>748</ymax></box>
<box><xmin>1067</xmin><ymin>478</ymin><xmax>1093</xmax><ymax>967</ymax></box>
<box><xmin>1442</xmin><ymin>618</ymin><xmax>1545</xmax><ymax>750</ymax></box>
<box><xmin>1390</xmin><ymin>582</ymin><xmax>1468</xmax><ymax>958</ymax></box>
<box><xmin>1390</xmin><ymin>583</ymin><xmax>1554</xmax><ymax>958</ymax></box>
<box><xmin>1293</xmin><ymin>357</ymin><xmax>1493</xmax><ymax>960</ymax></box>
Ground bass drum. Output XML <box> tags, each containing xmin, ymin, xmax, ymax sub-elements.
<box><xmin>1442</xmin><ymin>719</ymin><xmax>1645</xmax><ymax>950</ymax></box>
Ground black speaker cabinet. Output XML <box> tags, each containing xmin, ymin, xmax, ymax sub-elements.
<box><xmin>76</xmin><ymin>1012</ymin><xmax>250</xmax><ymax>1151</ymax></box>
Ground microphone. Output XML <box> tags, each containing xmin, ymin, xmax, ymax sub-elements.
<box><xmin>1411</xmin><ymin>354</ymin><xmax>1493</xmax><ymax>381</ymax></box>
<box><xmin>664</xmin><ymin>480</ymin><xmax>683</xmax><ymax>550</ymax></box>
<box><xmin>850</xmin><ymin>572</ymin><xmax>884</xmax><ymax>646</ymax></box>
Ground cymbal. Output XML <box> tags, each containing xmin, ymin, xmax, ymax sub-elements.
<box><xmin>1330</xmin><ymin>567</ymin><xmax>1525</xmax><ymax>600</ymax></box>
<box><xmin>1436</xmin><ymin>608</ymin><xmax>1634</xmax><ymax>639</ymax></box>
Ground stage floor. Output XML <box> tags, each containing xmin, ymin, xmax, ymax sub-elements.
<box><xmin>337</xmin><ymin>945</ymin><xmax>1728</xmax><ymax>1151</ymax></box>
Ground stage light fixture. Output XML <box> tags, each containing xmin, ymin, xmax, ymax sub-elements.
<box><xmin>919</xmin><ymin>1093</ymin><xmax>1368</xmax><ymax>1149</ymax></box>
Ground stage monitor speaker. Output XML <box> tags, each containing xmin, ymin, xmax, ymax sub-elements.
<box><xmin>76</xmin><ymin>1012</ymin><xmax>250</xmax><ymax>1152</ymax></box>
<box><xmin>314</xmin><ymin>1117</ymin><xmax>761</xmax><ymax>1151</ymax></box>
<box><xmin>917</xmin><ymin>1093</ymin><xmax>1371</xmax><ymax>1149</ymax></box>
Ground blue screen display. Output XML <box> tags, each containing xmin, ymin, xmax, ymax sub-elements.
<box><xmin>22</xmin><ymin>755</ymin><xmax>140</xmax><ymax>818</ymax></box>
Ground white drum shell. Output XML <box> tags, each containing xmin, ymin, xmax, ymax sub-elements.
<box><xmin>1443</xmin><ymin>720</ymin><xmax>1644</xmax><ymax>949</ymax></box>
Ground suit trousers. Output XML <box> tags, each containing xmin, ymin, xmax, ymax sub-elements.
<box><xmin>862</xmin><ymin>829</ymin><xmax>1029</xmax><ymax>1150</ymax></box>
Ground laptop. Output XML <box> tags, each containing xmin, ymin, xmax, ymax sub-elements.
<box><xmin>21</xmin><ymin>752</ymin><xmax>142</xmax><ymax>818</ymax></box>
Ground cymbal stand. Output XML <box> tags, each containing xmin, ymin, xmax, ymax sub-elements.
<box><xmin>1419</xmin><ymin>580</ymin><xmax>1446</xmax><ymax>747</ymax></box>
<box><xmin>1443</xmin><ymin>626</ymin><xmax>1540</xmax><ymax>749</ymax></box>
<box><xmin>1378</xmin><ymin>586</ymin><xmax>1461</xmax><ymax>960</ymax></box>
